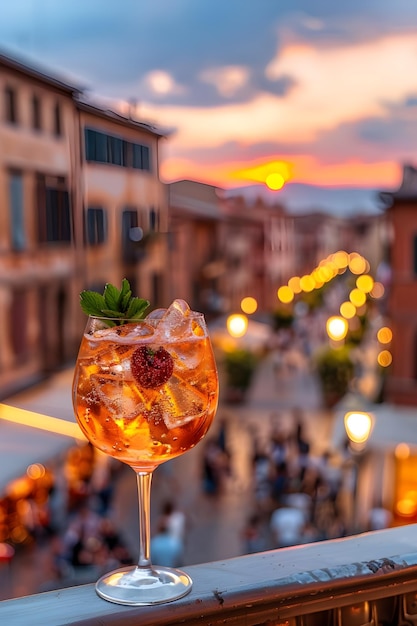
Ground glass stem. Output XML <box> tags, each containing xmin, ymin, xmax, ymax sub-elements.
<box><xmin>135</xmin><ymin>470</ymin><xmax>153</xmax><ymax>570</ymax></box>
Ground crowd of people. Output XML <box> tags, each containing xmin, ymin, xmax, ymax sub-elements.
<box><xmin>203</xmin><ymin>407</ymin><xmax>349</xmax><ymax>554</ymax></box>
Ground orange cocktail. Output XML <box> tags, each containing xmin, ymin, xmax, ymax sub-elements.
<box><xmin>73</xmin><ymin>301</ymin><xmax>218</xmax><ymax>472</ymax></box>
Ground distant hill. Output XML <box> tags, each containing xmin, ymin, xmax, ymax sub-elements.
<box><xmin>225</xmin><ymin>183</ymin><xmax>388</xmax><ymax>217</ymax></box>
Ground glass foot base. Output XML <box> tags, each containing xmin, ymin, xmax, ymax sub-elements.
<box><xmin>95</xmin><ymin>564</ymin><xmax>193</xmax><ymax>606</ymax></box>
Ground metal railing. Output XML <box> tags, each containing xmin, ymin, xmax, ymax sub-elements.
<box><xmin>2</xmin><ymin>523</ymin><xmax>417</xmax><ymax>625</ymax></box>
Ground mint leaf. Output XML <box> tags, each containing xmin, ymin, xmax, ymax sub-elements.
<box><xmin>119</xmin><ymin>278</ymin><xmax>131</xmax><ymax>307</ymax></box>
<box><xmin>80</xmin><ymin>291</ymin><xmax>106</xmax><ymax>317</ymax></box>
<box><xmin>80</xmin><ymin>279</ymin><xmax>150</xmax><ymax>325</ymax></box>
<box><xmin>126</xmin><ymin>298</ymin><xmax>150</xmax><ymax>320</ymax></box>
<box><xmin>121</xmin><ymin>289</ymin><xmax>133</xmax><ymax>312</ymax></box>
<box><xmin>104</xmin><ymin>283</ymin><xmax>121</xmax><ymax>311</ymax></box>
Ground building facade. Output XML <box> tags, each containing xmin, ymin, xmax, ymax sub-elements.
<box><xmin>0</xmin><ymin>52</ymin><xmax>167</xmax><ymax>398</ymax></box>
<box><xmin>77</xmin><ymin>101</ymin><xmax>169</xmax><ymax>306</ymax></box>
<box><xmin>381</xmin><ymin>164</ymin><xmax>417</xmax><ymax>405</ymax></box>
<box><xmin>0</xmin><ymin>53</ymin><xmax>83</xmax><ymax>396</ymax></box>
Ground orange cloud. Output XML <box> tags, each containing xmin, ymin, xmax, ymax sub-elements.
<box><xmin>161</xmin><ymin>155</ymin><xmax>401</xmax><ymax>189</ymax></box>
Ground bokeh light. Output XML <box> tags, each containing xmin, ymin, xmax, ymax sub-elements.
<box><xmin>395</xmin><ymin>443</ymin><xmax>411</xmax><ymax>460</ymax></box>
<box><xmin>332</xmin><ymin>250</ymin><xmax>349</xmax><ymax>269</ymax></box>
<box><xmin>356</xmin><ymin>274</ymin><xmax>374</xmax><ymax>293</ymax></box>
<box><xmin>326</xmin><ymin>316</ymin><xmax>348</xmax><ymax>341</ymax></box>
<box><xmin>241</xmin><ymin>296</ymin><xmax>258</xmax><ymax>314</ymax></box>
<box><xmin>288</xmin><ymin>276</ymin><xmax>302</xmax><ymax>294</ymax></box>
<box><xmin>370</xmin><ymin>282</ymin><xmax>385</xmax><ymax>299</ymax></box>
<box><xmin>227</xmin><ymin>314</ymin><xmax>248</xmax><ymax>338</ymax></box>
<box><xmin>26</xmin><ymin>463</ymin><xmax>46</xmax><ymax>480</ymax></box>
<box><xmin>344</xmin><ymin>411</ymin><xmax>373</xmax><ymax>444</ymax></box>
<box><xmin>348</xmin><ymin>253</ymin><xmax>367</xmax><ymax>275</ymax></box>
<box><xmin>349</xmin><ymin>288</ymin><xmax>367</xmax><ymax>307</ymax></box>
<box><xmin>299</xmin><ymin>274</ymin><xmax>315</xmax><ymax>292</ymax></box>
<box><xmin>377</xmin><ymin>326</ymin><xmax>392</xmax><ymax>344</ymax></box>
<box><xmin>277</xmin><ymin>285</ymin><xmax>294</xmax><ymax>303</ymax></box>
<box><xmin>340</xmin><ymin>301</ymin><xmax>356</xmax><ymax>319</ymax></box>
<box><xmin>377</xmin><ymin>350</ymin><xmax>393</xmax><ymax>367</ymax></box>
<box><xmin>396</xmin><ymin>492</ymin><xmax>417</xmax><ymax>517</ymax></box>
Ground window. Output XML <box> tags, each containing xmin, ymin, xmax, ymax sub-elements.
<box><xmin>9</xmin><ymin>170</ymin><xmax>26</xmax><ymax>251</ymax></box>
<box><xmin>132</xmin><ymin>143</ymin><xmax>150</xmax><ymax>171</ymax></box>
<box><xmin>4</xmin><ymin>86</ymin><xmax>17</xmax><ymax>124</ymax></box>
<box><xmin>86</xmin><ymin>207</ymin><xmax>107</xmax><ymax>245</ymax></box>
<box><xmin>85</xmin><ymin>128</ymin><xmax>108</xmax><ymax>162</ymax></box>
<box><xmin>32</xmin><ymin>94</ymin><xmax>41</xmax><ymax>131</ymax></box>
<box><xmin>122</xmin><ymin>209</ymin><xmax>139</xmax><ymax>263</ymax></box>
<box><xmin>53</xmin><ymin>101</ymin><xmax>62</xmax><ymax>137</ymax></box>
<box><xmin>36</xmin><ymin>174</ymin><xmax>72</xmax><ymax>243</ymax></box>
<box><xmin>108</xmin><ymin>135</ymin><xmax>124</xmax><ymax>166</ymax></box>
<box><xmin>84</xmin><ymin>127</ymin><xmax>151</xmax><ymax>171</ymax></box>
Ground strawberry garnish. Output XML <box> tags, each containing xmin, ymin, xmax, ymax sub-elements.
<box><xmin>131</xmin><ymin>346</ymin><xmax>174</xmax><ymax>388</ymax></box>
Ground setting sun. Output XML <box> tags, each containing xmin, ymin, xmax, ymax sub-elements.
<box><xmin>266</xmin><ymin>172</ymin><xmax>285</xmax><ymax>190</ymax></box>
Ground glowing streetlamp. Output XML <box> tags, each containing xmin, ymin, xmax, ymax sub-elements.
<box><xmin>344</xmin><ymin>407</ymin><xmax>374</xmax><ymax>532</ymax></box>
<box><xmin>326</xmin><ymin>316</ymin><xmax>348</xmax><ymax>341</ymax></box>
<box><xmin>344</xmin><ymin>410</ymin><xmax>374</xmax><ymax>449</ymax></box>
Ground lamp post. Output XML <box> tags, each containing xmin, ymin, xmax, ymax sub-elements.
<box><xmin>344</xmin><ymin>408</ymin><xmax>374</xmax><ymax>533</ymax></box>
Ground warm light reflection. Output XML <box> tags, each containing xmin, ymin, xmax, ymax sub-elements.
<box><xmin>241</xmin><ymin>296</ymin><xmax>258</xmax><ymax>314</ymax></box>
<box><xmin>326</xmin><ymin>316</ymin><xmax>348</xmax><ymax>341</ymax></box>
<box><xmin>277</xmin><ymin>285</ymin><xmax>294</xmax><ymax>303</ymax></box>
<box><xmin>0</xmin><ymin>404</ymin><xmax>86</xmax><ymax>440</ymax></box>
<box><xmin>377</xmin><ymin>326</ymin><xmax>392</xmax><ymax>344</ymax></box>
<box><xmin>377</xmin><ymin>350</ymin><xmax>393</xmax><ymax>367</ymax></box>
<box><xmin>226</xmin><ymin>314</ymin><xmax>248</xmax><ymax>338</ymax></box>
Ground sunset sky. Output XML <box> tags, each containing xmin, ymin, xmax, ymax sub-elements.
<box><xmin>1</xmin><ymin>1</ymin><xmax>417</xmax><ymax>196</ymax></box>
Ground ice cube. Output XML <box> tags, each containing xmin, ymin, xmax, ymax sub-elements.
<box><xmin>90</xmin><ymin>373</ymin><xmax>144</xmax><ymax>419</ymax></box>
<box><xmin>156</xmin><ymin>299</ymin><xmax>192</xmax><ymax>340</ymax></box>
<box><xmin>158</xmin><ymin>375</ymin><xmax>209</xmax><ymax>429</ymax></box>
<box><xmin>146</xmin><ymin>308</ymin><xmax>167</xmax><ymax>320</ymax></box>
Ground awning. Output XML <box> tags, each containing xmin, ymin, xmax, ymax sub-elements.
<box><xmin>0</xmin><ymin>368</ymin><xmax>85</xmax><ymax>494</ymax></box>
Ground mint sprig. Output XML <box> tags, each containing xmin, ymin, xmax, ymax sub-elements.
<box><xmin>80</xmin><ymin>278</ymin><xmax>149</xmax><ymax>326</ymax></box>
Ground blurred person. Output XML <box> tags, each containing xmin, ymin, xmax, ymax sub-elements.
<box><xmin>202</xmin><ymin>438</ymin><xmax>230</xmax><ymax>495</ymax></box>
<box><xmin>252</xmin><ymin>446</ymin><xmax>274</xmax><ymax>513</ymax></box>
<box><xmin>159</xmin><ymin>500</ymin><xmax>186</xmax><ymax>544</ymax></box>
<box><xmin>241</xmin><ymin>513</ymin><xmax>269</xmax><ymax>554</ymax></box>
<box><xmin>270</xmin><ymin>503</ymin><xmax>307</xmax><ymax>548</ymax></box>
<box><xmin>368</xmin><ymin>505</ymin><xmax>393</xmax><ymax>531</ymax></box>
<box><xmin>150</xmin><ymin>521</ymin><xmax>183</xmax><ymax>568</ymax></box>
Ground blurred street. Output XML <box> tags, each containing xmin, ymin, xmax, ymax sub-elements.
<box><xmin>0</xmin><ymin>348</ymin><xmax>334</xmax><ymax>600</ymax></box>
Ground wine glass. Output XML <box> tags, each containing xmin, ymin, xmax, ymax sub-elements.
<box><xmin>72</xmin><ymin>299</ymin><xmax>219</xmax><ymax>605</ymax></box>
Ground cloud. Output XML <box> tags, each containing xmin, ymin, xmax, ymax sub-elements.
<box><xmin>1</xmin><ymin>1</ymin><xmax>417</xmax><ymax>190</ymax></box>
<box><xmin>199</xmin><ymin>66</ymin><xmax>250</xmax><ymax>99</ymax></box>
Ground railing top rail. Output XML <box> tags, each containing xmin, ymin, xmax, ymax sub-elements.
<box><xmin>2</xmin><ymin>524</ymin><xmax>417</xmax><ymax>626</ymax></box>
